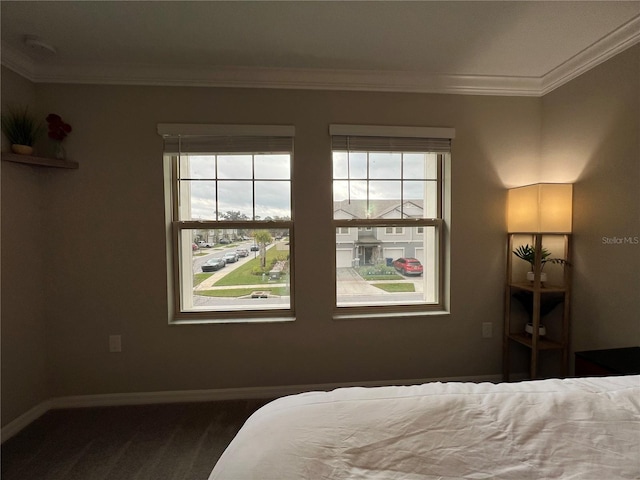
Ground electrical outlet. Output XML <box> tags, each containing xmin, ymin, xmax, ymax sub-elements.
<box><xmin>109</xmin><ymin>334</ymin><xmax>122</xmax><ymax>353</ymax></box>
<box><xmin>482</xmin><ymin>322</ymin><xmax>493</xmax><ymax>338</ymax></box>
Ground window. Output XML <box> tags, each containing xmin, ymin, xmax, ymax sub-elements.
<box><xmin>331</xmin><ymin>125</ymin><xmax>453</xmax><ymax>314</ymax></box>
<box><xmin>159</xmin><ymin>124</ymin><xmax>295</xmax><ymax>322</ymax></box>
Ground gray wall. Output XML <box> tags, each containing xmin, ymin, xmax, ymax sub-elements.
<box><xmin>1</xmin><ymin>45</ymin><xmax>638</xmax><ymax>427</ymax></box>
<box><xmin>541</xmin><ymin>45</ymin><xmax>640</xmax><ymax>352</ymax></box>
<box><xmin>1</xmin><ymin>68</ymin><xmax>49</xmax><ymax>425</ymax></box>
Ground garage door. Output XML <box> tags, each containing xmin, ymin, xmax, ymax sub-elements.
<box><xmin>336</xmin><ymin>249</ymin><xmax>353</xmax><ymax>268</ymax></box>
<box><xmin>415</xmin><ymin>248</ymin><xmax>424</xmax><ymax>263</ymax></box>
<box><xmin>383</xmin><ymin>247</ymin><xmax>404</xmax><ymax>262</ymax></box>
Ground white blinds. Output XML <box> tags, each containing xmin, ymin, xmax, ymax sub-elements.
<box><xmin>331</xmin><ymin>135</ymin><xmax>451</xmax><ymax>153</ymax></box>
<box><xmin>330</xmin><ymin>124</ymin><xmax>454</xmax><ymax>153</ymax></box>
<box><xmin>158</xmin><ymin>124</ymin><xmax>295</xmax><ymax>154</ymax></box>
<box><xmin>162</xmin><ymin>136</ymin><xmax>293</xmax><ymax>154</ymax></box>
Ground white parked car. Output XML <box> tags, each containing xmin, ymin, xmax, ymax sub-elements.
<box><xmin>223</xmin><ymin>252</ymin><xmax>238</xmax><ymax>263</ymax></box>
<box><xmin>197</xmin><ymin>241</ymin><xmax>214</xmax><ymax>248</ymax></box>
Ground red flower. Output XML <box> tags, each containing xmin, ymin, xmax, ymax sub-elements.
<box><xmin>46</xmin><ymin>113</ymin><xmax>72</xmax><ymax>141</ymax></box>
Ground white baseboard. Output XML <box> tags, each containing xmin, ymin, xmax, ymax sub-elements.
<box><xmin>2</xmin><ymin>373</ymin><xmax>503</xmax><ymax>443</ymax></box>
<box><xmin>1</xmin><ymin>399</ymin><xmax>52</xmax><ymax>444</ymax></box>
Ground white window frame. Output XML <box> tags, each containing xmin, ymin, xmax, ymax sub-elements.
<box><xmin>331</xmin><ymin>124</ymin><xmax>453</xmax><ymax>317</ymax></box>
<box><xmin>159</xmin><ymin>124</ymin><xmax>295</xmax><ymax>324</ymax></box>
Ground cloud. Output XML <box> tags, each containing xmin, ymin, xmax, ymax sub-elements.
<box><xmin>183</xmin><ymin>154</ymin><xmax>291</xmax><ymax>220</ymax></box>
<box><xmin>331</xmin><ymin>152</ymin><xmax>438</xmax><ymax>207</ymax></box>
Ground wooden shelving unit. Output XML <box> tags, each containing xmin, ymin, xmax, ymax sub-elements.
<box><xmin>503</xmin><ymin>233</ymin><xmax>572</xmax><ymax>381</ymax></box>
<box><xmin>2</xmin><ymin>152</ymin><xmax>78</xmax><ymax>169</ymax></box>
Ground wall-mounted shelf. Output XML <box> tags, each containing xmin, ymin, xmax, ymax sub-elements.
<box><xmin>2</xmin><ymin>152</ymin><xmax>78</xmax><ymax>169</ymax></box>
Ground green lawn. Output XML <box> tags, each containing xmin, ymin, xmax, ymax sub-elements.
<box><xmin>372</xmin><ymin>283</ymin><xmax>416</xmax><ymax>293</ymax></box>
<box><xmin>194</xmin><ymin>273</ymin><xmax>213</xmax><ymax>287</ymax></box>
<box><xmin>196</xmin><ymin>287</ymin><xmax>290</xmax><ymax>297</ymax></box>
<box><xmin>213</xmin><ymin>247</ymin><xmax>288</xmax><ymax>286</ymax></box>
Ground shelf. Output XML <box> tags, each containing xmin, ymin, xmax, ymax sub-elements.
<box><xmin>508</xmin><ymin>333</ymin><xmax>564</xmax><ymax>350</ymax></box>
<box><xmin>504</xmin><ymin>233</ymin><xmax>572</xmax><ymax>381</ymax></box>
<box><xmin>509</xmin><ymin>282</ymin><xmax>567</xmax><ymax>293</ymax></box>
<box><xmin>2</xmin><ymin>152</ymin><xmax>78</xmax><ymax>169</ymax></box>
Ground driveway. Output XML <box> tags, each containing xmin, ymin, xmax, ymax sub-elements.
<box><xmin>336</xmin><ymin>268</ymin><xmax>386</xmax><ymax>295</ymax></box>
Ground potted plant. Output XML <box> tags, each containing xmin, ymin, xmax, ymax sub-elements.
<box><xmin>1</xmin><ymin>106</ymin><xmax>43</xmax><ymax>155</ymax></box>
<box><xmin>512</xmin><ymin>244</ymin><xmax>570</xmax><ymax>283</ymax></box>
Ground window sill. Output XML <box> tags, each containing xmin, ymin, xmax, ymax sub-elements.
<box><xmin>169</xmin><ymin>316</ymin><xmax>296</xmax><ymax>325</ymax></box>
<box><xmin>333</xmin><ymin>310</ymin><xmax>450</xmax><ymax>321</ymax></box>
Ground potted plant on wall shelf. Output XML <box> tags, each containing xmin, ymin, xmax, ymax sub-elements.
<box><xmin>1</xmin><ymin>106</ymin><xmax>43</xmax><ymax>155</ymax></box>
<box><xmin>512</xmin><ymin>244</ymin><xmax>570</xmax><ymax>284</ymax></box>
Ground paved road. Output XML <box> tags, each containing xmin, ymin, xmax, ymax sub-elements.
<box><xmin>193</xmin><ymin>240</ymin><xmax>257</xmax><ymax>274</ymax></box>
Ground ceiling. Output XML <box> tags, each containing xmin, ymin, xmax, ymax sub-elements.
<box><xmin>2</xmin><ymin>1</ymin><xmax>639</xmax><ymax>96</ymax></box>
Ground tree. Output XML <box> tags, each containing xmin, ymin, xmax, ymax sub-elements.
<box><xmin>253</xmin><ymin>230</ymin><xmax>273</xmax><ymax>268</ymax></box>
<box><xmin>219</xmin><ymin>211</ymin><xmax>250</xmax><ymax>239</ymax></box>
<box><xmin>219</xmin><ymin>210</ymin><xmax>249</xmax><ymax>221</ymax></box>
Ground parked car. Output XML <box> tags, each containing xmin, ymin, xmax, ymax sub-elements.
<box><xmin>219</xmin><ymin>238</ymin><xmax>231</xmax><ymax>244</ymax></box>
<box><xmin>197</xmin><ymin>240</ymin><xmax>214</xmax><ymax>248</ymax></box>
<box><xmin>192</xmin><ymin>243</ymin><xmax>199</xmax><ymax>251</ymax></box>
<box><xmin>236</xmin><ymin>248</ymin><xmax>249</xmax><ymax>257</ymax></box>
<box><xmin>250</xmin><ymin>244</ymin><xmax>259</xmax><ymax>251</ymax></box>
<box><xmin>201</xmin><ymin>257</ymin><xmax>226</xmax><ymax>272</ymax></box>
<box><xmin>392</xmin><ymin>257</ymin><xmax>424</xmax><ymax>276</ymax></box>
<box><xmin>223</xmin><ymin>252</ymin><xmax>238</xmax><ymax>263</ymax></box>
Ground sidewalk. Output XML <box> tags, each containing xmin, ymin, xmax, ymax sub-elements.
<box><xmin>196</xmin><ymin>265</ymin><xmax>421</xmax><ymax>295</ymax></box>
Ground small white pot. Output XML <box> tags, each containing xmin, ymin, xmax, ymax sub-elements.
<box><xmin>525</xmin><ymin>322</ymin><xmax>546</xmax><ymax>336</ymax></box>
<box><xmin>526</xmin><ymin>271</ymin><xmax>547</xmax><ymax>283</ymax></box>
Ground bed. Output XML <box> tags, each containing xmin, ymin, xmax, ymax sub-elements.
<box><xmin>210</xmin><ymin>375</ymin><xmax>640</xmax><ymax>479</ymax></box>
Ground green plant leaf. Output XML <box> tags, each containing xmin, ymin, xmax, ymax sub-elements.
<box><xmin>1</xmin><ymin>106</ymin><xmax>43</xmax><ymax>146</ymax></box>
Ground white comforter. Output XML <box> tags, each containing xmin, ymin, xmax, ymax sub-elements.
<box><xmin>210</xmin><ymin>376</ymin><xmax>640</xmax><ymax>479</ymax></box>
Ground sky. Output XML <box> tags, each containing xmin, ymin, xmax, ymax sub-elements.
<box><xmin>182</xmin><ymin>154</ymin><xmax>291</xmax><ymax>220</ymax></box>
<box><xmin>180</xmin><ymin>152</ymin><xmax>438</xmax><ymax>220</ymax></box>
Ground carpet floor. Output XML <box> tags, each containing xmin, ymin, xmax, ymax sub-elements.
<box><xmin>1</xmin><ymin>399</ymin><xmax>271</xmax><ymax>480</ymax></box>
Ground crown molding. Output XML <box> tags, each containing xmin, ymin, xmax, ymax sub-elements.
<box><xmin>0</xmin><ymin>42</ymin><xmax>36</xmax><ymax>82</ymax></box>
<box><xmin>2</xmin><ymin>15</ymin><xmax>638</xmax><ymax>97</ymax></box>
<box><xmin>541</xmin><ymin>14</ymin><xmax>640</xmax><ymax>95</ymax></box>
<box><xmin>8</xmin><ymin>61</ymin><xmax>542</xmax><ymax>97</ymax></box>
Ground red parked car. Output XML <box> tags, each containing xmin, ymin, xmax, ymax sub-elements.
<box><xmin>392</xmin><ymin>257</ymin><xmax>423</xmax><ymax>276</ymax></box>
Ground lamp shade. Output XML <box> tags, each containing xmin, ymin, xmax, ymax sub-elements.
<box><xmin>507</xmin><ymin>183</ymin><xmax>573</xmax><ymax>233</ymax></box>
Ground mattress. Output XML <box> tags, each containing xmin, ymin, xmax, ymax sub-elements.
<box><xmin>210</xmin><ymin>375</ymin><xmax>640</xmax><ymax>479</ymax></box>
